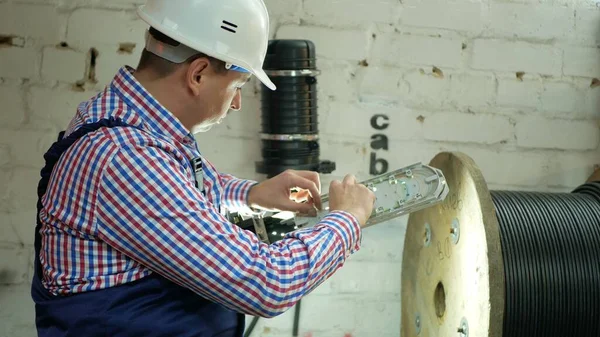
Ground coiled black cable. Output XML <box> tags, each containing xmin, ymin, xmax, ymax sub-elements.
<box><xmin>491</xmin><ymin>182</ymin><xmax>600</xmax><ymax>337</ymax></box>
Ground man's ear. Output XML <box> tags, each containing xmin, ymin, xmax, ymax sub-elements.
<box><xmin>186</xmin><ymin>57</ymin><xmax>210</xmax><ymax>96</ymax></box>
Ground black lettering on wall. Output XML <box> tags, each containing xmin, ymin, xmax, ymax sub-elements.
<box><xmin>370</xmin><ymin>114</ymin><xmax>390</xmax><ymax>130</ymax></box>
<box><xmin>370</xmin><ymin>153</ymin><xmax>389</xmax><ymax>175</ymax></box>
<box><xmin>369</xmin><ymin>114</ymin><xmax>390</xmax><ymax>175</ymax></box>
<box><xmin>370</xmin><ymin>134</ymin><xmax>389</xmax><ymax>151</ymax></box>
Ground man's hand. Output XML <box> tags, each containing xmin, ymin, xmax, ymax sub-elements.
<box><xmin>328</xmin><ymin>175</ymin><xmax>376</xmax><ymax>227</ymax></box>
<box><xmin>248</xmin><ymin>170</ymin><xmax>322</xmax><ymax>215</ymax></box>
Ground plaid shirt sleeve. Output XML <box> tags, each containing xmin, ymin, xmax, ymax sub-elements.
<box><xmin>217</xmin><ymin>172</ymin><xmax>257</xmax><ymax>210</ymax></box>
<box><xmin>95</xmin><ymin>144</ymin><xmax>361</xmax><ymax>318</ymax></box>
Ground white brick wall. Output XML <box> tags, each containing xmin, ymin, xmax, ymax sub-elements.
<box><xmin>563</xmin><ymin>46</ymin><xmax>600</xmax><ymax>77</ymax></box>
<box><xmin>276</xmin><ymin>26</ymin><xmax>370</xmax><ymax>61</ymax></box>
<box><xmin>67</xmin><ymin>8</ymin><xmax>146</xmax><ymax>45</ymax></box>
<box><xmin>400</xmin><ymin>1</ymin><xmax>486</xmax><ymax>33</ymax></box>
<box><xmin>0</xmin><ymin>85</ymin><xmax>25</xmax><ymax>127</ymax></box>
<box><xmin>1</xmin><ymin>0</ymin><xmax>600</xmax><ymax>336</ymax></box>
<box><xmin>423</xmin><ymin>112</ymin><xmax>513</xmax><ymax>144</ymax></box>
<box><xmin>372</xmin><ymin>34</ymin><xmax>464</xmax><ymax>69</ymax></box>
<box><xmin>497</xmin><ymin>75</ymin><xmax>542</xmax><ymax>109</ymax></box>
<box><xmin>471</xmin><ymin>39</ymin><xmax>562</xmax><ymax>75</ymax></box>
<box><xmin>486</xmin><ymin>3</ymin><xmax>575</xmax><ymax>40</ymax></box>
<box><xmin>0</xmin><ymin>3</ymin><xmax>66</xmax><ymax>42</ymax></box>
<box><xmin>41</xmin><ymin>46</ymin><xmax>87</xmax><ymax>82</ymax></box>
<box><xmin>516</xmin><ymin>117</ymin><xmax>600</xmax><ymax>150</ymax></box>
<box><xmin>302</xmin><ymin>0</ymin><xmax>399</xmax><ymax>27</ymax></box>
<box><xmin>0</xmin><ymin>47</ymin><xmax>40</xmax><ymax>79</ymax></box>
<box><xmin>0</xmin><ymin>244</ymin><xmax>30</xmax><ymax>285</ymax></box>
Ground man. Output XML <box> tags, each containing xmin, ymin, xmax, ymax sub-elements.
<box><xmin>31</xmin><ymin>0</ymin><xmax>376</xmax><ymax>336</ymax></box>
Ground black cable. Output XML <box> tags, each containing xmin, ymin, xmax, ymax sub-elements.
<box><xmin>243</xmin><ymin>300</ymin><xmax>302</xmax><ymax>337</ymax></box>
<box><xmin>293</xmin><ymin>300</ymin><xmax>301</xmax><ymax>336</ymax></box>
<box><xmin>243</xmin><ymin>316</ymin><xmax>260</xmax><ymax>337</ymax></box>
<box><xmin>490</xmin><ymin>182</ymin><xmax>600</xmax><ymax>337</ymax></box>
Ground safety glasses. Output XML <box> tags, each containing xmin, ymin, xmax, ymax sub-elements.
<box><xmin>226</xmin><ymin>63</ymin><xmax>250</xmax><ymax>73</ymax></box>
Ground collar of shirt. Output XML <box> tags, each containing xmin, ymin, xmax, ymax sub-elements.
<box><xmin>109</xmin><ymin>65</ymin><xmax>197</xmax><ymax>147</ymax></box>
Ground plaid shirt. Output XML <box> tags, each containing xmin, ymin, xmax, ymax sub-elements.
<box><xmin>37</xmin><ymin>66</ymin><xmax>362</xmax><ymax>317</ymax></box>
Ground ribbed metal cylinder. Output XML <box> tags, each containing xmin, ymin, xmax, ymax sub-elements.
<box><xmin>256</xmin><ymin>39</ymin><xmax>335</xmax><ymax>178</ymax></box>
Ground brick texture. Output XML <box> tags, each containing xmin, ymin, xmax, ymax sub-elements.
<box><xmin>452</xmin><ymin>146</ymin><xmax>549</xmax><ymax>187</ymax></box>
<box><xmin>302</xmin><ymin>0</ymin><xmax>399</xmax><ymax>27</ymax></box>
<box><xmin>0</xmin><ymin>85</ymin><xmax>26</xmax><ymax>128</ymax></box>
<box><xmin>29</xmin><ymin>86</ymin><xmax>97</xmax><ymax>129</ymax></box>
<box><xmin>0</xmin><ymin>3</ymin><xmax>65</xmax><ymax>42</ymax></box>
<box><xmin>516</xmin><ymin>117</ymin><xmax>600</xmax><ymax>150</ymax></box>
<box><xmin>400</xmin><ymin>2</ymin><xmax>485</xmax><ymax>33</ymax></box>
<box><xmin>0</xmin><ymin>47</ymin><xmax>39</xmax><ymax>79</ymax></box>
<box><xmin>0</xmin><ymin>244</ymin><xmax>30</xmax><ymax>285</ymax></box>
<box><xmin>276</xmin><ymin>25</ymin><xmax>369</xmax><ymax>61</ymax></box>
<box><xmin>471</xmin><ymin>39</ymin><xmax>562</xmax><ymax>75</ymax></box>
<box><xmin>540</xmin><ymin>82</ymin><xmax>586</xmax><ymax>114</ymax></box>
<box><xmin>41</xmin><ymin>47</ymin><xmax>87</xmax><ymax>82</ymax></box>
<box><xmin>574</xmin><ymin>8</ymin><xmax>600</xmax><ymax>43</ymax></box>
<box><xmin>563</xmin><ymin>47</ymin><xmax>600</xmax><ymax>78</ymax></box>
<box><xmin>67</xmin><ymin>8</ymin><xmax>146</xmax><ymax>46</ymax></box>
<box><xmin>372</xmin><ymin>33</ymin><xmax>464</xmax><ymax>68</ymax></box>
<box><xmin>423</xmin><ymin>112</ymin><xmax>513</xmax><ymax>144</ymax></box>
<box><xmin>497</xmin><ymin>77</ymin><xmax>542</xmax><ymax>109</ymax></box>
<box><xmin>0</xmin><ymin>215</ymin><xmax>20</xmax><ymax>245</ymax></box>
<box><xmin>358</xmin><ymin>66</ymin><xmax>407</xmax><ymax>104</ymax></box>
<box><xmin>448</xmin><ymin>73</ymin><xmax>496</xmax><ymax>108</ymax></box>
<box><xmin>487</xmin><ymin>4</ymin><xmax>574</xmax><ymax>40</ymax></box>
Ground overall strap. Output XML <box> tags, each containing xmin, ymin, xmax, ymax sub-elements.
<box><xmin>34</xmin><ymin>117</ymin><xmax>133</xmax><ymax>281</ymax></box>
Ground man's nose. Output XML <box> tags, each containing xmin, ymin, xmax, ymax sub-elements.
<box><xmin>230</xmin><ymin>90</ymin><xmax>242</xmax><ymax>111</ymax></box>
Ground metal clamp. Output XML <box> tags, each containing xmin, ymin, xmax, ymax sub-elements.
<box><xmin>451</xmin><ymin>218</ymin><xmax>460</xmax><ymax>245</ymax></box>
<box><xmin>260</xmin><ymin>133</ymin><xmax>319</xmax><ymax>141</ymax></box>
<box><xmin>424</xmin><ymin>223</ymin><xmax>432</xmax><ymax>247</ymax></box>
<box><xmin>458</xmin><ymin>317</ymin><xmax>469</xmax><ymax>337</ymax></box>
<box><xmin>251</xmin><ymin>214</ymin><xmax>270</xmax><ymax>244</ymax></box>
<box><xmin>264</xmin><ymin>69</ymin><xmax>321</xmax><ymax>77</ymax></box>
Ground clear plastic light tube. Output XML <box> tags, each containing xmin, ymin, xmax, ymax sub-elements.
<box><xmin>293</xmin><ymin>162</ymin><xmax>450</xmax><ymax>229</ymax></box>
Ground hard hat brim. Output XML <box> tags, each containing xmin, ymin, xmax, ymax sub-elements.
<box><xmin>253</xmin><ymin>68</ymin><xmax>276</xmax><ymax>91</ymax></box>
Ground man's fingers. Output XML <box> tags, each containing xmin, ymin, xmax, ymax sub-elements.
<box><xmin>288</xmin><ymin>175</ymin><xmax>322</xmax><ymax>210</ymax></box>
<box><xmin>291</xmin><ymin>189</ymin><xmax>310</xmax><ymax>203</ymax></box>
<box><xmin>281</xmin><ymin>199</ymin><xmax>317</xmax><ymax>215</ymax></box>
<box><xmin>289</xmin><ymin>170</ymin><xmax>321</xmax><ymax>194</ymax></box>
<box><xmin>342</xmin><ymin>174</ymin><xmax>356</xmax><ymax>185</ymax></box>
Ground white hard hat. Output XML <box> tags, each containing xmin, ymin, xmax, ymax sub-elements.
<box><xmin>136</xmin><ymin>0</ymin><xmax>276</xmax><ymax>91</ymax></box>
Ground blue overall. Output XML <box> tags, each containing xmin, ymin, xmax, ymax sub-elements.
<box><xmin>32</xmin><ymin>118</ymin><xmax>245</xmax><ymax>337</ymax></box>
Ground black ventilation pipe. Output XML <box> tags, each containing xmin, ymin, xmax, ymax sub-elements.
<box><xmin>256</xmin><ymin>39</ymin><xmax>335</xmax><ymax>178</ymax></box>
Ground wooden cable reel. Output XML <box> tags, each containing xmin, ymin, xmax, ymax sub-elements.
<box><xmin>401</xmin><ymin>152</ymin><xmax>600</xmax><ymax>337</ymax></box>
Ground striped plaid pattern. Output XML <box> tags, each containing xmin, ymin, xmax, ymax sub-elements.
<box><xmin>37</xmin><ymin>66</ymin><xmax>362</xmax><ymax>317</ymax></box>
